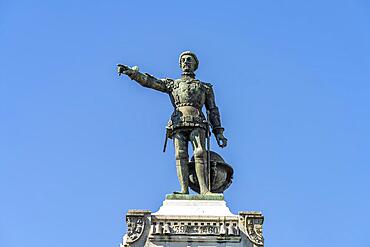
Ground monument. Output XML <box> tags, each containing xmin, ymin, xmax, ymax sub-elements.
<box><xmin>117</xmin><ymin>51</ymin><xmax>264</xmax><ymax>247</ymax></box>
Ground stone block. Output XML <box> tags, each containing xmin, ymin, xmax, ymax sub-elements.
<box><xmin>120</xmin><ymin>195</ymin><xmax>264</xmax><ymax>247</ymax></box>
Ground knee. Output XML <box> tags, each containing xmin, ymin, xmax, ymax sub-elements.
<box><xmin>175</xmin><ymin>149</ymin><xmax>188</xmax><ymax>160</ymax></box>
<box><xmin>193</xmin><ymin>147</ymin><xmax>206</xmax><ymax>160</ymax></box>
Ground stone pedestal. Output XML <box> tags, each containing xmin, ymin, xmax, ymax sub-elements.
<box><xmin>120</xmin><ymin>194</ymin><xmax>264</xmax><ymax>247</ymax></box>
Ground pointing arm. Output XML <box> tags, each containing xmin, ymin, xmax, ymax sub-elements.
<box><xmin>117</xmin><ymin>64</ymin><xmax>170</xmax><ymax>93</ymax></box>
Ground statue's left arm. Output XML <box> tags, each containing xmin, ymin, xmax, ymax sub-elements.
<box><xmin>204</xmin><ymin>83</ymin><xmax>228</xmax><ymax>148</ymax></box>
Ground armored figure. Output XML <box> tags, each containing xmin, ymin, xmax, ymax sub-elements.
<box><xmin>117</xmin><ymin>51</ymin><xmax>227</xmax><ymax>195</ymax></box>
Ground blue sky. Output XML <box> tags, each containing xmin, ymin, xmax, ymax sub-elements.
<box><xmin>1</xmin><ymin>1</ymin><xmax>370</xmax><ymax>247</ymax></box>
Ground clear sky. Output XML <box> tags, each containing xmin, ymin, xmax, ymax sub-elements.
<box><xmin>1</xmin><ymin>1</ymin><xmax>370</xmax><ymax>247</ymax></box>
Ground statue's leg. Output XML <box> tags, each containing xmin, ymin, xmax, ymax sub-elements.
<box><xmin>189</xmin><ymin>128</ymin><xmax>209</xmax><ymax>195</ymax></box>
<box><xmin>173</xmin><ymin>130</ymin><xmax>189</xmax><ymax>194</ymax></box>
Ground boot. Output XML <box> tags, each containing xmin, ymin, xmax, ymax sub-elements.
<box><xmin>174</xmin><ymin>159</ymin><xmax>189</xmax><ymax>194</ymax></box>
<box><xmin>195</xmin><ymin>159</ymin><xmax>210</xmax><ymax>194</ymax></box>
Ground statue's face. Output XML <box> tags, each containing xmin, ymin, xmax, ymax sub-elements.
<box><xmin>180</xmin><ymin>55</ymin><xmax>196</xmax><ymax>73</ymax></box>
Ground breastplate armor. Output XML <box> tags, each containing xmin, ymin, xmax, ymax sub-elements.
<box><xmin>167</xmin><ymin>79</ymin><xmax>207</xmax><ymax>131</ymax></box>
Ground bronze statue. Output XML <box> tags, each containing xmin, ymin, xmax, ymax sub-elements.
<box><xmin>117</xmin><ymin>51</ymin><xmax>228</xmax><ymax>195</ymax></box>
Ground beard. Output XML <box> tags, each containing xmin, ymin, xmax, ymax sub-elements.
<box><xmin>182</xmin><ymin>64</ymin><xmax>193</xmax><ymax>73</ymax></box>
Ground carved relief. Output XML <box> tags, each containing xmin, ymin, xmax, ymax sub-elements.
<box><xmin>245</xmin><ymin>217</ymin><xmax>263</xmax><ymax>245</ymax></box>
<box><xmin>239</xmin><ymin>212</ymin><xmax>264</xmax><ymax>246</ymax></box>
<box><xmin>126</xmin><ymin>216</ymin><xmax>145</xmax><ymax>243</ymax></box>
<box><xmin>150</xmin><ymin>220</ymin><xmax>239</xmax><ymax>236</ymax></box>
<box><xmin>124</xmin><ymin>210</ymin><xmax>151</xmax><ymax>245</ymax></box>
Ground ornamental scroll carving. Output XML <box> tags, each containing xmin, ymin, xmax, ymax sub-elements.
<box><xmin>239</xmin><ymin>212</ymin><xmax>264</xmax><ymax>246</ymax></box>
<box><xmin>125</xmin><ymin>210</ymin><xmax>151</xmax><ymax>244</ymax></box>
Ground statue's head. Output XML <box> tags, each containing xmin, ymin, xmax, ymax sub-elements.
<box><xmin>179</xmin><ymin>51</ymin><xmax>199</xmax><ymax>74</ymax></box>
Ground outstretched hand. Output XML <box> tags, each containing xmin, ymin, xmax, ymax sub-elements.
<box><xmin>117</xmin><ymin>64</ymin><xmax>131</xmax><ymax>76</ymax></box>
<box><xmin>216</xmin><ymin>133</ymin><xmax>228</xmax><ymax>148</ymax></box>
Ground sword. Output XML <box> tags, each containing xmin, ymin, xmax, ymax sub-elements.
<box><xmin>163</xmin><ymin>127</ymin><xmax>170</xmax><ymax>153</ymax></box>
<box><xmin>206</xmin><ymin>110</ymin><xmax>211</xmax><ymax>191</ymax></box>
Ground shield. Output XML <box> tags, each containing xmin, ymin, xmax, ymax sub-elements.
<box><xmin>188</xmin><ymin>151</ymin><xmax>233</xmax><ymax>193</ymax></box>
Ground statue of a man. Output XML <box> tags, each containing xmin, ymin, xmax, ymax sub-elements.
<box><xmin>117</xmin><ymin>51</ymin><xmax>227</xmax><ymax>195</ymax></box>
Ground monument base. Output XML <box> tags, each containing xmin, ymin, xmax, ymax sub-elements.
<box><xmin>121</xmin><ymin>194</ymin><xmax>264</xmax><ymax>247</ymax></box>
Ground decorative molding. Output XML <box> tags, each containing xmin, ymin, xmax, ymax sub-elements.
<box><xmin>150</xmin><ymin>219</ymin><xmax>239</xmax><ymax>237</ymax></box>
